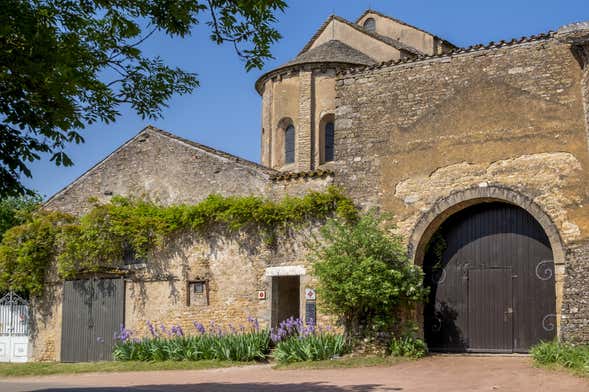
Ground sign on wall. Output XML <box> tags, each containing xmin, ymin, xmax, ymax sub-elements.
<box><xmin>305</xmin><ymin>301</ymin><xmax>316</xmax><ymax>325</ymax></box>
<box><xmin>305</xmin><ymin>288</ymin><xmax>316</xmax><ymax>300</ymax></box>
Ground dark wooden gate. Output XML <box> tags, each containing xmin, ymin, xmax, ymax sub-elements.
<box><xmin>467</xmin><ymin>268</ymin><xmax>513</xmax><ymax>352</ymax></box>
<box><xmin>61</xmin><ymin>279</ymin><xmax>124</xmax><ymax>362</ymax></box>
<box><xmin>424</xmin><ymin>202</ymin><xmax>556</xmax><ymax>353</ymax></box>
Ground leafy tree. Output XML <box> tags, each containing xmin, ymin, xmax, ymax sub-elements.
<box><xmin>0</xmin><ymin>0</ymin><xmax>287</xmax><ymax>198</ymax></box>
<box><xmin>0</xmin><ymin>194</ymin><xmax>42</xmax><ymax>239</ymax></box>
<box><xmin>310</xmin><ymin>212</ymin><xmax>428</xmax><ymax>337</ymax></box>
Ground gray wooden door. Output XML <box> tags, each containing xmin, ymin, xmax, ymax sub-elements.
<box><xmin>61</xmin><ymin>279</ymin><xmax>124</xmax><ymax>362</ymax></box>
<box><xmin>467</xmin><ymin>268</ymin><xmax>513</xmax><ymax>353</ymax></box>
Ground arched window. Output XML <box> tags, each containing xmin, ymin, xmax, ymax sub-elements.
<box><xmin>284</xmin><ymin>124</ymin><xmax>295</xmax><ymax>164</ymax></box>
<box><xmin>324</xmin><ymin>121</ymin><xmax>335</xmax><ymax>162</ymax></box>
<box><xmin>363</xmin><ymin>18</ymin><xmax>376</xmax><ymax>33</ymax></box>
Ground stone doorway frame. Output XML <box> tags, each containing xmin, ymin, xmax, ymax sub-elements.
<box><xmin>407</xmin><ymin>185</ymin><xmax>566</xmax><ymax>337</ymax></box>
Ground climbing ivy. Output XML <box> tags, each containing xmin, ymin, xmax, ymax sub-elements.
<box><xmin>0</xmin><ymin>187</ymin><xmax>357</xmax><ymax>296</ymax></box>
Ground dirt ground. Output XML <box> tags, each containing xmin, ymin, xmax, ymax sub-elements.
<box><xmin>0</xmin><ymin>356</ymin><xmax>588</xmax><ymax>392</ymax></box>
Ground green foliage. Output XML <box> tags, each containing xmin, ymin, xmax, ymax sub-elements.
<box><xmin>0</xmin><ymin>194</ymin><xmax>42</xmax><ymax>239</ymax></box>
<box><xmin>0</xmin><ymin>187</ymin><xmax>356</xmax><ymax>295</ymax></box>
<box><xmin>113</xmin><ymin>332</ymin><xmax>271</xmax><ymax>362</ymax></box>
<box><xmin>273</xmin><ymin>332</ymin><xmax>350</xmax><ymax>363</ymax></box>
<box><xmin>425</xmin><ymin>230</ymin><xmax>447</xmax><ymax>272</ymax></box>
<box><xmin>531</xmin><ymin>340</ymin><xmax>589</xmax><ymax>376</ymax></box>
<box><xmin>310</xmin><ymin>211</ymin><xmax>428</xmax><ymax>336</ymax></box>
<box><xmin>0</xmin><ymin>211</ymin><xmax>73</xmax><ymax>296</ymax></box>
<box><xmin>0</xmin><ymin>0</ymin><xmax>287</xmax><ymax>197</ymax></box>
<box><xmin>389</xmin><ymin>336</ymin><xmax>427</xmax><ymax>359</ymax></box>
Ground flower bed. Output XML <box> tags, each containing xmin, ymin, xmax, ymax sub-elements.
<box><xmin>112</xmin><ymin>317</ymin><xmax>348</xmax><ymax>364</ymax></box>
<box><xmin>113</xmin><ymin>318</ymin><xmax>270</xmax><ymax>362</ymax></box>
<box><xmin>271</xmin><ymin>317</ymin><xmax>350</xmax><ymax>363</ymax></box>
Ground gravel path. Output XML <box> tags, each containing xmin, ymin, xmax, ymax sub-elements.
<box><xmin>1</xmin><ymin>356</ymin><xmax>587</xmax><ymax>392</ymax></box>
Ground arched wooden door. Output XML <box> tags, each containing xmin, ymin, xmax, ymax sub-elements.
<box><xmin>423</xmin><ymin>202</ymin><xmax>556</xmax><ymax>353</ymax></box>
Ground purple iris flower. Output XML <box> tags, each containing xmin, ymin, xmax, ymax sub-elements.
<box><xmin>147</xmin><ymin>321</ymin><xmax>157</xmax><ymax>337</ymax></box>
<box><xmin>193</xmin><ymin>321</ymin><xmax>206</xmax><ymax>334</ymax></box>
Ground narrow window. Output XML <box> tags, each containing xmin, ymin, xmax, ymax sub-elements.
<box><xmin>285</xmin><ymin>124</ymin><xmax>295</xmax><ymax>164</ymax></box>
<box><xmin>324</xmin><ymin>122</ymin><xmax>335</xmax><ymax>162</ymax></box>
<box><xmin>363</xmin><ymin>18</ymin><xmax>376</xmax><ymax>33</ymax></box>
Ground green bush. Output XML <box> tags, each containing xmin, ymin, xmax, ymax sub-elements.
<box><xmin>310</xmin><ymin>211</ymin><xmax>428</xmax><ymax>336</ymax></box>
<box><xmin>273</xmin><ymin>332</ymin><xmax>350</xmax><ymax>363</ymax></box>
<box><xmin>389</xmin><ymin>335</ymin><xmax>428</xmax><ymax>359</ymax></box>
<box><xmin>113</xmin><ymin>325</ymin><xmax>270</xmax><ymax>362</ymax></box>
<box><xmin>531</xmin><ymin>340</ymin><xmax>589</xmax><ymax>375</ymax></box>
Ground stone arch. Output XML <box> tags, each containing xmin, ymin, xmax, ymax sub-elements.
<box><xmin>408</xmin><ymin>185</ymin><xmax>566</xmax><ymax>338</ymax></box>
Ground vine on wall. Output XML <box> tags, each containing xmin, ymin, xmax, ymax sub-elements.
<box><xmin>0</xmin><ymin>187</ymin><xmax>357</xmax><ymax>297</ymax></box>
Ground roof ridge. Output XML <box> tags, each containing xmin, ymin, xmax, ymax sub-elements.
<box><xmin>298</xmin><ymin>15</ymin><xmax>336</xmax><ymax>56</ymax></box>
<box><xmin>331</xmin><ymin>15</ymin><xmax>424</xmax><ymax>55</ymax></box>
<box><xmin>355</xmin><ymin>9</ymin><xmax>457</xmax><ymax>48</ymax></box>
<box><xmin>339</xmin><ymin>31</ymin><xmax>555</xmax><ymax>77</ymax></box>
<box><xmin>298</xmin><ymin>14</ymin><xmax>423</xmax><ymax>57</ymax></box>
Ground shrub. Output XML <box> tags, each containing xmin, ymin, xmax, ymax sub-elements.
<box><xmin>271</xmin><ymin>317</ymin><xmax>350</xmax><ymax>363</ymax></box>
<box><xmin>113</xmin><ymin>319</ymin><xmax>270</xmax><ymax>362</ymax></box>
<box><xmin>310</xmin><ymin>211</ymin><xmax>428</xmax><ymax>337</ymax></box>
<box><xmin>531</xmin><ymin>340</ymin><xmax>589</xmax><ymax>375</ymax></box>
<box><xmin>389</xmin><ymin>335</ymin><xmax>428</xmax><ymax>359</ymax></box>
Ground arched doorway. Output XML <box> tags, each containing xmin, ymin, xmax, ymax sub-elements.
<box><xmin>422</xmin><ymin>202</ymin><xmax>556</xmax><ymax>353</ymax></box>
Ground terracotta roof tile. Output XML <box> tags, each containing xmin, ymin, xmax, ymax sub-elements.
<box><xmin>271</xmin><ymin>169</ymin><xmax>334</xmax><ymax>181</ymax></box>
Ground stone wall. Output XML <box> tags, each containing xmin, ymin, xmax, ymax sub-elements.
<box><xmin>30</xmin><ymin>284</ymin><xmax>62</xmax><ymax>362</ymax></box>
<box><xmin>334</xmin><ymin>36</ymin><xmax>589</xmax><ymax>341</ymax></box>
<box><xmin>31</xmin><ymin>226</ymin><xmax>332</xmax><ymax>362</ymax></box>
<box><xmin>561</xmin><ymin>241</ymin><xmax>589</xmax><ymax>342</ymax></box>
<box><xmin>45</xmin><ymin>127</ymin><xmax>276</xmax><ymax>216</ymax></box>
<box><xmin>335</xmin><ymin>37</ymin><xmax>589</xmax><ymax>241</ymax></box>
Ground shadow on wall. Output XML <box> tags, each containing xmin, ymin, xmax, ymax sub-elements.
<box><xmin>24</xmin><ymin>382</ymin><xmax>403</xmax><ymax>392</ymax></box>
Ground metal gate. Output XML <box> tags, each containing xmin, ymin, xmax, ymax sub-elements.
<box><xmin>0</xmin><ymin>292</ymin><xmax>30</xmax><ymax>362</ymax></box>
<box><xmin>61</xmin><ymin>279</ymin><xmax>124</xmax><ymax>362</ymax></box>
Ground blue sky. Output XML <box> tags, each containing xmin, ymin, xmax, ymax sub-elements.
<box><xmin>23</xmin><ymin>0</ymin><xmax>589</xmax><ymax>198</ymax></box>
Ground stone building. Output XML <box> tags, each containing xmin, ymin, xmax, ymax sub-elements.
<box><xmin>33</xmin><ymin>10</ymin><xmax>589</xmax><ymax>360</ymax></box>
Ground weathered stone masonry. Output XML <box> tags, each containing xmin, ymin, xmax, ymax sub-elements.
<box><xmin>334</xmin><ymin>32</ymin><xmax>589</xmax><ymax>342</ymax></box>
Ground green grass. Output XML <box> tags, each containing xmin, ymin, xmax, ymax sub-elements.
<box><xmin>0</xmin><ymin>360</ymin><xmax>256</xmax><ymax>378</ymax></box>
<box><xmin>531</xmin><ymin>341</ymin><xmax>589</xmax><ymax>378</ymax></box>
<box><xmin>273</xmin><ymin>355</ymin><xmax>411</xmax><ymax>370</ymax></box>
